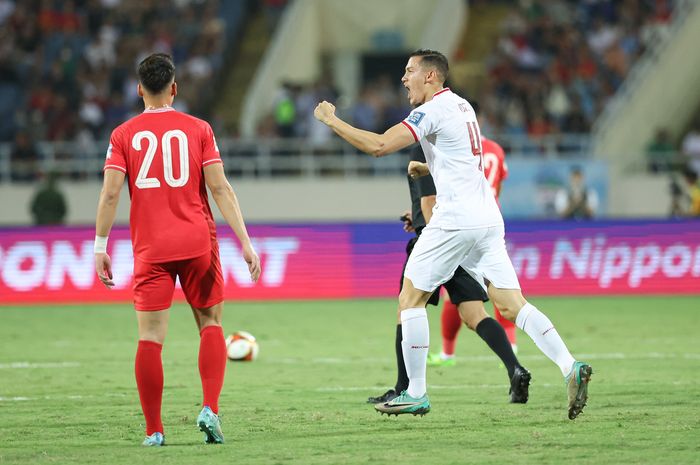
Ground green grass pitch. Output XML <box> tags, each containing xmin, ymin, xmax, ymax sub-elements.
<box><xmin>1</xmin><ymin>296</ymin><xmax>699</xmax><ymax>465</ymax></box>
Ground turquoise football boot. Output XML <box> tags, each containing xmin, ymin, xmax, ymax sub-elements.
<box><xmin>374</xmin><ymin>390</ymin><xmax>431</xmax><ymax>416</ymax></box>
<box><xmin>141</xmin><ymin>432</ymin><xmax>165</xmax><ymax>446</ymax></box>
<box><xmin>566</xmin><ymin>361</ymin><xmax>593</xmax><ymax>420</ymax></box>
<box><xmin>197</xmin><ymin>406</ymin><xmax>224</xmax><ymax>444</ymax></box>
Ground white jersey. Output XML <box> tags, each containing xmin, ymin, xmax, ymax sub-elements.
<box><xmin>402</xmin><ymin>88</ymin><xmax>503</xmax><ymax>230</ymax></box>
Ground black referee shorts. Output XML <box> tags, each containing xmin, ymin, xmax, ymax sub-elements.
<box><xmin>399</xmin><ymin>235</ymin><xmax>488</xmax><ymax>306</ymax></box>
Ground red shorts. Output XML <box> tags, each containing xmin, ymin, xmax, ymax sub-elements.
<box><xmin>133</xmin><ymin>244</ymin><xmax>224</xmax><ymax>312</ymax></box>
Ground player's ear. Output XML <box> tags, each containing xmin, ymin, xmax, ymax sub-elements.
<box><xmin>137</xmin><ymin>83</ymin><xmax>144</xmax><ymax>98</ymax></box>
<box><xmin>171</xmin><ymin>82</ymin><xmax>177</xmax><ymax>97</ymax></box>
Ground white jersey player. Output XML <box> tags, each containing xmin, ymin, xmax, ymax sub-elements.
<box><xmin>314</xmin><ymin>49</ymin><xmax>592</xmax><ymax>421</ymax></box>
<box><xmin>400</xmin><ymin>89</ymin><xmax>502</xmax><ymax>230</ymax></box>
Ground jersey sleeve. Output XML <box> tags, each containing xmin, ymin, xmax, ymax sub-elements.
<box><xmin>401</xmin><ymin>102</ymin><xmax>437</xmax><ymax>142</ymax></box>
<box><xmin>201</xmin><ymin>122</ymin><xmax>222</xmax><ymax>167</ymax></box>
<box><xmin>103</xmin><ymin>128</ymin><xmax>127</xmax><ymax>173</ymax></box>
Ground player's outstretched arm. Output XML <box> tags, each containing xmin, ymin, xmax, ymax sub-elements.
<box><xmin>204</xmin><ymin>163</ymin><xmax>261</xmax><ymax>283</ymax></box>
<box><xmin>94</xmin><ymin>169</ymin><xmax>125</xmax><ymax>288</ymax></box>
<box><xmin>314</xmin><ymin>101</ymin><xmax>415</xmax><ymax>157</ymax></box>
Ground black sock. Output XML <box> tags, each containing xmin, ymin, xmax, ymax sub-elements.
<box><xmin>394</xmin><ymin>324</ymin><xmax>409</xmax><ymax>392</ymax></box>
<box><xmin>475</xmin><ymin>317</ymin><xmax>520</xmax><ymax>380</ymax></box>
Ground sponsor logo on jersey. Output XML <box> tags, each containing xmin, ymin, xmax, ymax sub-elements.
<box><xmin>407</xmin><ymin>111</ymin><xmax>425</xmax><ymax>126</ymax></box>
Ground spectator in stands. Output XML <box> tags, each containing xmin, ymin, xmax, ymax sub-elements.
<box><xmin>681</xmin><ymin>169</ymin><xmax>700</xmax><ymax>217</ymax></box>
<box><xmin>3</xmin><ymin>0</ymin><xmax>228</xmax><ymax>148</ymax></box>
<box><xmin>30</xmin><ymin>171</ymin><xmax>67</xmax><ymax>225</ymax></box>
<box><xmin>352</xmin><ymin>86</ymin><xmax>381</xmax><ymax>132</ymax></box>
<box><xmin>681</xmin><ymin>123</ymin><xmax>700</xmax><ymax>175</ymax></box>
<box><xmin>646</xmin><ymin>128</ymin><xmax>676</xmax><ymax>173</ymax></box>
<box><xmin>481</xmin><ymin>0</ymin><xmax>667</xmax><ymax>146</ymax></box>
<box><xmin>296</xmin><ymin>78</ymin><xmax>337</xmax><ymax>147</ymax></box>
<box><xmin>273</xmin><ymin>81</ymin><xmax>297</xmax><ymax>138</ymax></box>
<box><xmin>10</xmin><ymin>131</ymin><xmax>41</xmax><ymax>182</ymax></box>
<box><xmin>555</xmin><ymin>167</ymin><xmax>599</xmax><ymax>220</ymax></box>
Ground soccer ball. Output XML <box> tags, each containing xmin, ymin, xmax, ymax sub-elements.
<box><xmin>225</xmin><ymin>331</ymin><xmax>259</xmax><ymax>361</ymax></box>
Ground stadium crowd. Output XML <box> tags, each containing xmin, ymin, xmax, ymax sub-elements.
<box><xmin>477</xmin><ymin>0</ymin><xmax>674</xmax><ymax>137</ymax></box>
<box><xmin>1</xmin><ymin>0</ymin><xmax>229</xmax><ymax>180</ymax></box>
<box><xmin>257</xmin><ymin>0</ymin><xmax>676</xmax><ymax>141</ymax></box>
<box><xmin>1</xmin><ymin>0</ymin><xmax>698</xmax><ymax>192</ymax></box>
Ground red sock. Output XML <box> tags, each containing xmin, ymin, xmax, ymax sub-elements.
<box><xmin>441</xmin><ymin>300</ymin><xmax>462</xmax><ymax>356</ymax></box>
<box><xmin>135</xmin><ymin>340</ymin><xmax>164</xmax><ymax>435</ymax></box>
<box><xmin>494</xmin><ymin>305</ymin><xmax>517</xmax><ymax>346</ymax></box>
<box><xmin>199</xmin><ymin>325</ymin><xmax>227</xmax><ymax>414</ymax></box>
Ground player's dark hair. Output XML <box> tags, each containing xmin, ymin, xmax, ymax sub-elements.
<box><xmin>410</xmin><ymin>49</ymin><xmax>449</xmax><ymax>83</ymax></box>
<box><xmin>137</xmin><ymin>53</ymin><xmax>175</xmax><ymax>94</ymax></box>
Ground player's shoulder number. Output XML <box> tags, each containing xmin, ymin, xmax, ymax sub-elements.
<box><xmin>132</xmin><ymin>129</ymin><xmax>189</xmax><ymax>189</ymax></box>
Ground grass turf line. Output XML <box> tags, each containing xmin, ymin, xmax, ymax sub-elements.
<box><xmin>0</xmin><ymin>296</ymin><xmax>699</xmax><ymax>465</ymax></box>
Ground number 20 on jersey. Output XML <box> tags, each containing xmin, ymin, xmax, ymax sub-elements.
<box><xmin>132</xmin><ymin>130</ymin><xmax>190</xmax><ymax>189</ymax></box>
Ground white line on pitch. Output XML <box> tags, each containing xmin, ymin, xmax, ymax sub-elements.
<box><xmin>274</xmin><ymin>352</ymin><xmax>700</xmax><ymax>365</ymax></box>
<box><xmin>0</xmin><ymin>362</ymin><xmax>81</xmax><ymax>369</ymax></box>
<box><xmin>0</xmin><ymin>393</ymin><xmax>127</xmax><ymax>402</ymax></box>
<box><xmin>316</xmin><ymin>379</ymin><xmax>699</xmax><ymax>393</ymax></box>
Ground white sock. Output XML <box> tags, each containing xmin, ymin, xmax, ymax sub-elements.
<box><xmin>515</xmin><ymin>303</ymin><xmax>576</xmax><ymax>377</ymax></box>
<box><xmin>400</xmin><ymin>307</ymin><xmax>429</xmax><ymax>398</ymax></box>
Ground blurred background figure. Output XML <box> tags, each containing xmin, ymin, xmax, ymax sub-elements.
<box><xmin>554</xmin><ymin>167</ymin><xmax>599</xmax><ymax>220</ymax></box>
<box><xmin>30</xmin><ymin>171</ymin><xmax>67</xmax><ymax>225</ymax></box>
<box><xmin>10</xmin><ymin>131</ymin><xmax>41</xmax><ymax>182</ymax></box>
<box><xmin>681</xmin><ymin>122</ymin><xmax>700</xmax><ymax>175</ymax></box>
<box><xmin>646</xmin><ymin>128</ymin><xmax>676</xmax><ymax>173</ymax></box>
<box><xmin>273</xmin><ymin>81</ymin><xmax>297</xmax><ymax>138</ymax></box>
<box><xmin>681</xmin><ymin>169</ymin><xmax>700</xmax><ymax>217</ymax></box>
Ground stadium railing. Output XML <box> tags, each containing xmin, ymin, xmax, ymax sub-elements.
<box><xmin>0</xmin><ymin>134</ymin><xmax>593</xmax><ymax>182</ymax></box>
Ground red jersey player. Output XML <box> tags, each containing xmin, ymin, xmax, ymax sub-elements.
<box><xmin>482</xmin><ymin>138</ymin><xmax>518</xmax><ymax>349</ymax></box>
<box><xmin>429</xmin><ymin>136</ymin><xmax>519</xmax><ymax>366</ymax></box>
<box><xmin>94</xmin><ymin>54</ymin><xmax>261</xmax><ymax>446</ymax></box>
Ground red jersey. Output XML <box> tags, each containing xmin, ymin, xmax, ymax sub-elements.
<box><xmin>104</xmin><ymin>107</ymin><xmax>222</xmax><ymax>263</ymax></box>
<box><xmin>482</xmin><ymin>137</ymin><xmax>507</xmax><ymax>199</ymax></box>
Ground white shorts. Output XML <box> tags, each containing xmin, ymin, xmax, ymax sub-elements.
<box><xmin>404</xmin><ymin>224</ymin><xmax>520</xmax><ymax>293</ymax></box>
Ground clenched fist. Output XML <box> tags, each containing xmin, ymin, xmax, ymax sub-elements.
<box><xmin>314</xmin><ymin>101</ymin><xmax>336</xmax><ymax>125</ymax></box>
<box><xmin>408</xmin><ymin>161</ymin><xmax>430</xmax><ymax>179</ymax></box>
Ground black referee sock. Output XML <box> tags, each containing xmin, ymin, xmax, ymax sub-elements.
<box><xmin>394</xmin><ymin>324</ymin><xmax>409</xmax><ymax>393</ymax></box>
<box><xmin>475</xmin><ymin>317</ymin><xmax>520</xmax><ymax>380</ymax></box>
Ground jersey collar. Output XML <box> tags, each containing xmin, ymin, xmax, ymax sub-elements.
<box><xmin>432</xmin><ymin>88</ymin><xmax>450</xmax><ymax>98</ymax></box>
<box><xmin>143</xmin><ymin>107</ymin><xmax>176</xmax><ymax>114</ymax></box>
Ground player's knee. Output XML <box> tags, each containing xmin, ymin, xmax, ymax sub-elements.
<box><xmin>398</xmin><ymin>292</ymin><xmax>415</xmax><ymax>310</ymax></box>
<box><xmin>488</xmin><ymin>290</ymin><xmax>525</xmax><ymax>322</ymax></box>
<box><xmin>398</xmin><ymin>288</ymin><xmax>418</xmax><ymax>310</ymax></box>
<box><xmin>495</xmin><ymin>306</ymin><xmax>518</xmax><ymax>322</ymax></box>
<box><xmin>138</xmin><ymin>327</ymin><xmax>166</xmax><ymax>344</ymax></box>
<box><xmin>193</xmin><ymin>303</ymin><xmax>223</xmax><ymax>328</ymax></box>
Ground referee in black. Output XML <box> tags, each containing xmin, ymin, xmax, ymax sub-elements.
<box><xmin>367</xmin><ymin>145</ymin><xmax>531</xmax><ymax>405</ymax></box>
